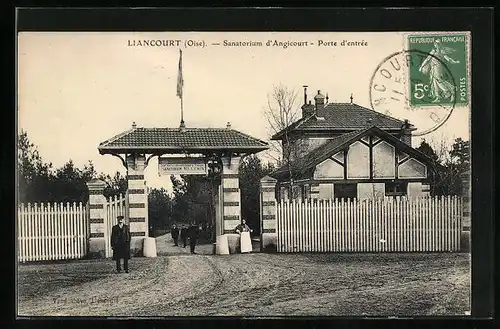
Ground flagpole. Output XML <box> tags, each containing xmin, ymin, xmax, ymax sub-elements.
<box><xmin>180</xmin><ymin>92</ymin><xmax>184</xmax><ymax>128</ymax></box>
<box><xmin>177</xmin><ymin>48</ymin><xmax>186</xmax><ymax>129</ymax></box>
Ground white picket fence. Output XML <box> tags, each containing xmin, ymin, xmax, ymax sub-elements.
<box><xmin>104</xmin><ymin>193</ymin><xmax>128</xmax><ymax>258</ymax></box>
<box><xmin>17</xmin><ymin>202</ymin><xmax>89</xmax><ymax>262</ymax></box>
<box><xmin>276</xmin><ymin>196</ymin><xmax>462</xmax><ymax>253</ymax></box>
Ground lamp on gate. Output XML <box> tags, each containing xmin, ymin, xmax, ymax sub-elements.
<box><xmin>207</xmin><ymin>157</ymin><xmax>223</xmax><ymax>178</ymax></box>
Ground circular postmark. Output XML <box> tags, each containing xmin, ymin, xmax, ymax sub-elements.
<box><xmin>369</xmin><ymin>49</ymin><xmax>456</xmax><ymax>136</ymax></box>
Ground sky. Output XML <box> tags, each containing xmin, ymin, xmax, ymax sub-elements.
<box><xmin>17</xmin><ymin>32</ymin><xmax>470</xmax><ymax>190</ymax></box>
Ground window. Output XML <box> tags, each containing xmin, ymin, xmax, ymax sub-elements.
<box><xmin>319</xmin><ymin>184</ymin><xmax>334</xmax><ymax>199</ymax></box>
<box><xmin>334</xmin><ymin>183</ymin><xmax>357</xmax><ymax>200</ymax></box>
<box><xmin>385</xmin><ymin>182</ymin><xmax>408</xmax><ymax>197</ymax></box>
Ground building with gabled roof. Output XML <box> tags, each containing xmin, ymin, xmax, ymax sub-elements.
<box><xmin>269</xmin><ymin>88</ymin><xmax>436</xmax><ymax>200</ymax></box>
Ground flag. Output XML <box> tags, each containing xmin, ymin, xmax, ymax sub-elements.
<box><xmin>176</xmin><ymin>49</ymin><xmax>183</xmax><ymax>98</ymax></box>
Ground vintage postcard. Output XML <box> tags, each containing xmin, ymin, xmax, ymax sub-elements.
<box><xmin>17</xmin><ymin>31</ymin><xmax>471</xmax><ymax>317</ymax></box>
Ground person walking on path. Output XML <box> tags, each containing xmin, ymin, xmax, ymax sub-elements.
<box><xmin>187</xmin><ymin>221</ymin><xmax>201</xmax><ymax>254</ymax></box>
<box><xmin>235</xmin><ymin>219</ymin><xmax>253</xmax><ymax>254</ymax></box>
<box><xmin>111</xmin><ymin>215</ymin><xmax>131</xmax><ymax>273</ymax></box>
<box><xmin>171</xmin><ymin>224</ymin><xmax>180</xmax><ymax>246</ymax></box>
<box><xmin>180</xmin><ymin>224</ymin><xmax>188</xmax><ymax>248</ymax></box>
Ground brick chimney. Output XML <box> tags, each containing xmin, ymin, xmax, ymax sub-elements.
<box><xmin>314</xmin><ymin>90</ymin><xmax>325</xmax><ymax>111</ymax></box>
<box><xmin>302</xmin><ymin>101</ymin><xmax>315</xmax><ymax>118</ymax></box>
<box><xmin>400</xmin><ymin>119</ymin><xmax>412</xmax><ymax>146</ymax></box>
<box><xmin>301</xmin><ymin>86</ymin><xmax>315</xmax><ymax>118</ymax></box>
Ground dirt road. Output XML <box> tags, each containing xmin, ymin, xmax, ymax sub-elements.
<box><xmin>17</xmin><ymin>235</ymin><xmax>470</xmax><ymax>317</ymax></box>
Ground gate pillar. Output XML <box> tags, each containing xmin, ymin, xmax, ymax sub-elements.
<box><xmin>260</xmin><ymin>175</ymin><xmax>278</xmax><ymax>252</ymax></box>
<box><xmin>86</xmin><ymin>179</ymin><xmax>107</xmax><ymax>258</ymax></box>
<box><xmin>218</xmin><ymin>155</ymin><xmax>242</xmax><ymax>254</ymax></box>
<box><xmin>310</xmin><ymin>183</ymin><xmax>320</xmax><ymax>200</ymax></box>
<box><xmin>126</xmin><ymin>153</ymin><xmax>148</xmax><ymax>256</ymax></box>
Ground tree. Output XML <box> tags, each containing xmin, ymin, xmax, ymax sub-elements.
<box><xmin>82</xmin><ymin>160</ymin><xmax>98</xmax><ymax>182</ymax></box>
<box><xmin>17</xmin><ymin>130</ymin><xmax>55</xmax><ymax>203</ymax></box>
<box><xmin>18</xmin><ymin>130</ymin><xmax>126</xmax><ymax>203</ymax></box>
<box><xmin>148</xmin><ymin>188</ymin><xmax>173</xmax><ymax>235</ymax></box>
<box><xmin>99</xmin><ymin>171</ymin><xmax>128</xmax><ymax>199</ymax></box>
<box><xmin>239</xmin><ymin>155</ymin><xmax>275</xmax><ymax>235</ymax></box>
<box><xmin>173</xmin><ymin>174</ymin><xmax>216</xmax><ymax>241</ymax></box>
<box><xmin>445</xmin><ymin>137</ymin><xmax>470</xmax><ymax>195</ymax></box>
<box><xmin>53</xmin><ymin>160</ymin><xmax>98</xmax><ymax>203</ymax></box>
<box><xmin>263</xmin><ymin>84</ymin><xmax>303</xmax><ymax>197</ymax></box>
<box><xmin>416</xmin><ymin>137</ymin><xmax>470</xmax><ymax>196</ymax></box>
<box><xmin>170</xmin><ymin>174</ymin><xmax>190</xmax><ymax>223</ymax></box>
<box><xmin>415</xmin><ymin>139</ymin><xmax>439</xmax><ymax>162</ymax></box>
<box><xmin>184</xmin><ymin>176</ymin><xmax>212</xmax><ymax>233</ymax></box>
<box><xmin>449</xmin><ymin>137</ymin><xmax>470</xmax><ymax>169</ymax></box>
<box><xmin>167</xmin><ymin>157</ymin><xmax>276</xmax><ymax>241</ymax></box>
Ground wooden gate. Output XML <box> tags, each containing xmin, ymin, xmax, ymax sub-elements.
<box><xmin>103</xmin><ymin>193</ymin><xmax>128</xmax><ymax>258</ymax></box>
<box><xmin>17</xmin><ymin>202</ymin><xmax>90</xmax><ymax>262</ymax></box>
<box><xmin>276</xmin><ymin>196</ymin><xmax>462</xmax><ymax>253</ymax></box>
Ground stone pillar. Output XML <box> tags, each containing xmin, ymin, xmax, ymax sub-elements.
<box><xmin>460</xmin><ymin>171</ymin><xmax>470</xmax><ymax>230</ymax></box>
<box><xmin>310</xmin><ymin>183</ymin><xmax>320</xmax><ymax>200</ymax></box>
<box><xmin>421</xmin><ymin>183</ymin><xmax>431</xmax><ymax>197</ymax></box>
<box><xmin>126</xmin><ymin>153</ymin><xmax>148</xmax><ymax>256</ymax></box>
<box><xmin>460</xmin><ymin>171</ymin><xmax>470</xmax><ymax>251</ymax></box>
<box><xmin>87</xmin><ymin>179</ymin><xmax>107</xmax><ymax>258</ymax></box>
<box><xmin>220</xmin><ymin>155</ymin><xmax>241</xmax><ymax>254</ymax></box>
<box><xmin>304</xmin><ymin>183</ymin><xmax>311</xmax><ymax>199</ymax></box>
<box><xmin>260</xmin><ymin>175</ymin><xmax>277</xmax><ymax>252</ymax></box>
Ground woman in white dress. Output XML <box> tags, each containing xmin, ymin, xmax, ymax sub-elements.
<box><xmin>235</xmin><ymin>219</ymin><xmax>253</xmax><ymax>253</ymax></box>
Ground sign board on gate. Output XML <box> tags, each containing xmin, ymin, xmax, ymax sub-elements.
<box><xmin>158</xmin><ymin>157</ymin><xmax>208</xmax><ymax>175</ymax></box>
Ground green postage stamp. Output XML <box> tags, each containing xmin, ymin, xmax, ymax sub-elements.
<box><xmin>407</xmin><ymin>33</ymin><xmax>469</xmax><ymax>107</ymax></box>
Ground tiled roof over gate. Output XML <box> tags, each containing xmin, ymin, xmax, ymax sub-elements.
<box><xmin>98</xmin><ymin>127</ymin><xmax>269</xmax><ymax>154</ymax></box>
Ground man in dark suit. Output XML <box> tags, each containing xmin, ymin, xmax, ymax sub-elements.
<box><xmin>111</xmin><ymin>215</ymin><xmax>131</xmax><ymax>273</ymax></box>
<box><xmin>171</xmin><ymin>224</ymin><xmax>180</xmax><ymax>246</ymax></box>
<box><xmin>180</xmin><ymin>225</ymin><xmax>188</xmax><ymax>248</ymax></box>
<box><xmin>188</xmin><ymin>221</ymin><xmax>201</xmax><ymax>254</ymax></box>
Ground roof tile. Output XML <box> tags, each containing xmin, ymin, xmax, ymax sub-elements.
<box><xmin>99</xmin><ymin>128</ymin><xmax>268</xmax><ymax>152</ymax></box>
<box><xmin>272</xmin><ymin>102</ymin><xmax>410</xmax><ymax>139</ymax></box>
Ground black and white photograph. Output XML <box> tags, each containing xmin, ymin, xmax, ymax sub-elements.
<box><xmin>15</xmin><ymin>20</ymin><xmax>481</xmax><ymax>318</ymax></box>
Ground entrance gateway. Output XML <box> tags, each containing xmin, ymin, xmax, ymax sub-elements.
<box><xmin>87</xmin><ymin>122</ymin><xmax>268</xmax><ymax>256</ymax></box>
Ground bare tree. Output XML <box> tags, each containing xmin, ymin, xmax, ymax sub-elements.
<box><xmin>263</xmin><ymin>84</ymin><xmax>304</xmax><ymax>199</ymax></box>
<box><xmin>417</xmin><ymin>133</ymin><xmax>469</xmax><ymax>196</ymax></box>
